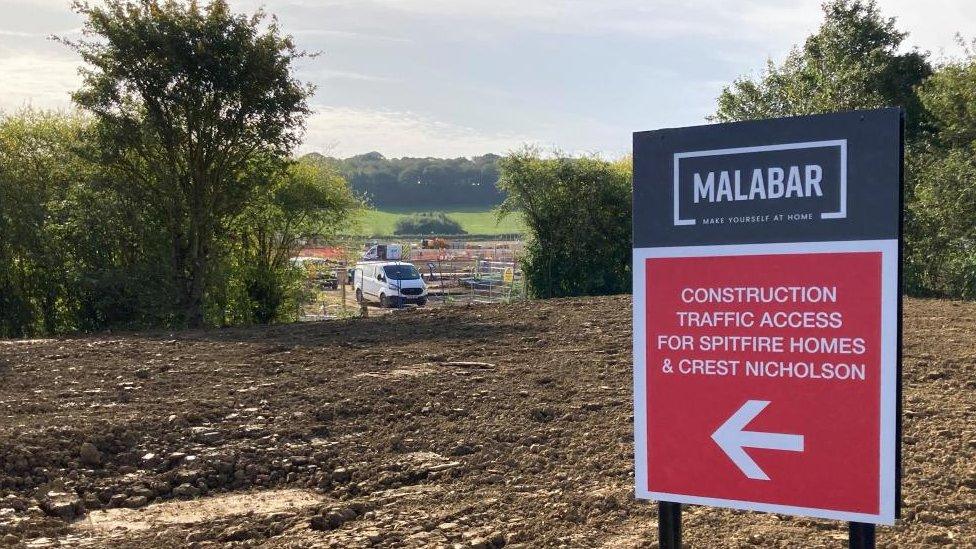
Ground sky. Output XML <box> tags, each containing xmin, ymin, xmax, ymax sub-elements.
<box><xmin>1</xmin><ymin>0</ymin><xmax>975</xmax><ymax>159</ymax></box>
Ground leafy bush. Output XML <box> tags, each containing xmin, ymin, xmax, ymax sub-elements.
<box><xmin>393</xmin><ymin>212</ymin><xmax>467</xmax><ymax>235</ymax></box>
<box><xmin>0</xmin><ymin>111</ymin><xmax>359</xmax><ymax>336</ymax></box>
<box><xmin>905</xmin><ymin>55</ymin><xmax>976</xmax><ymax>298</ymax></box>
<box><xmin>0</xmin><ymin>111</ymin><xmax>181</xmax><ymax>337</ymax></box>
<box><xmin>0</xmin><ymin>111</ymin><xmax>81</xmax><ymax>337</ymax></box>
<box><xmin>226</xmin><ymin>160</ymin><xmax>360</xmax><ymax>324</ymax></box>
<box><xmin>497</xmin><ymin>149</ymin><xmax>631</xmax><ymax>298</ymax></box>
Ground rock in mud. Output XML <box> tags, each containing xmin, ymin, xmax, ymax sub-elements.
<box><xmin>468</xmin><ymin>537</ymin><xmax>491</xmax><ymax>549</ymax></box>
<box><xmin>130</xmin><ymin>486</ymin><xmax>156</xmax><ymax>500</ymax></box>
<box><xmin>449</xmin><ymin>442</ymin><xmax>478</xmax><ymax>456</ymax></box>
<box><xmin>219</xmin><ymin>525</ymin><xmax>251</xmax><ymax>542</ymax></box>
<box><xmin>39</xmin><ymin>492</ymin><xmax>84</xmax><ymax>521</ymax></box>
<box><xmin>79</xmin><ymin>442</ymin><xmax>102</xmax><ymax>467</ymax></box>
<box><xmin>309</xmin><ymin>514</ymin><xmax>340</xmax><ymax>531</ymax></box>
<box><xmin>172</xmin><ymin>483</ymin><xmax>200</xmax><ymax>499</ymax></box>
<box><xmin>2</xmin><ymin>495</ymin><xmax>27</xmax><ymax>512</ymax></box>
<box><xmin>123</xmin><ymin>496</ymin><xmax>148</xmax><ymax>509</ymax></box>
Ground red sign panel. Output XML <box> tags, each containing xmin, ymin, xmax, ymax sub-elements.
<box><xmin>633</xmin><ymin>243</ymin><xmax>898</xmax><ymax>524</ymax></box>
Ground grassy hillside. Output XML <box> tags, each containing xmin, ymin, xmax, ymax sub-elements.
<box><xmin>349</xmin><ymin>208</ymin><xmax>525</xmax><ymax>236</ymax></box>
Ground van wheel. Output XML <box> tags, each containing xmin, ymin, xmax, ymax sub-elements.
<box><xmin>379</xmin><ymin>293</ymin><xmax>388</xmax><ymax>308</ymax></box>
<box><xmin>356</xmin><ymin>289</ymin><xmax>363</xmax><ymax>303</ymax></box>
<box><xmin>417</xmin><ymin>297</ymin><xmax>427</xmax><ymax>307</ymax></box>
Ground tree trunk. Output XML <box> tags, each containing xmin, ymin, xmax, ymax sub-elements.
<box><xmin>183</xmin><ymin>212</ymin><xmax>210</xmax><ymax>328</ymax></box>
<box><xmin>171</xmin><ymin>222</ymin><xmax>207</xmax><ymax>329</ymax></box>
<box><xmin>185</xmin><ymin>253</ymin><xmax>207</xmax><ymax>328</ymax></box>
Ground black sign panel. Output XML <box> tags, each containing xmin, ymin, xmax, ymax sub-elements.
<box><xmin>633</xmin><ymin>108</ymin><xmax>901</xmax><ymax>247</ymax></box>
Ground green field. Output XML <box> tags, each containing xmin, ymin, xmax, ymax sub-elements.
<box><xmin>349</xmin><ymin>208</ymin><xmax>526</xmax><ymax>236</ymax></box>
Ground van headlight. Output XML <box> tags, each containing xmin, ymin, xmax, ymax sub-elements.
<box><xmin>390</xmin><ymin>283</ymin><xmax>400</xmax><ymax>290</ymax></box>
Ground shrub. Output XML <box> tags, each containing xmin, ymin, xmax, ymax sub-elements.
<box><xmin>497</xmin><ymin>149</ymin><xmax>631</xmax><ymax>298</ymax></box>
<box><xmin>394</xmin><ymin>212</ymin><xmax>467</xmax><ymax>235</ymax></box>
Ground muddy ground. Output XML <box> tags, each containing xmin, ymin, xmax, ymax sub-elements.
<box><xmin>0</xmin><ymin>296</ymin><xmax>973</xmax><ymax>548</ymax></box>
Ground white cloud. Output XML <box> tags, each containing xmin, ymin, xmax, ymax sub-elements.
<box><xmin>301</xmin><ymin>105</ymin><xmax>529</xmax><ymax>158</ymax></box>
<box><xmin>308</xmin><ymin>68</ymin><xmax>399</xmax><ymax>83</ymax></box>
<box><xmin>0</xmin><ymin>29</ymin><xmax>47</xmax><ymax>37</ymax></box>
<box><xmin>877</xmin><ymin>0</ymin><xmax>976</xmax><ymax>56</ymax></box>
<box><xmin>4</xmin><ymin>0</ymin><xmax>976</xmax><ymax>158</ymax></box>
<box><xmin>5</xmin><ymin>0</ymin><xmax>75</xmax><ymax>6</ymax></box>
<box><xmin>312</xmin><ymin>0</ymin><xmax>821</xmax><ymax>44</ymax></box>
<box><xmin>325</xmin><ymin>0</ymin><xmax>976</xmax><ymax>56</ymax></box>
<box><xmin>288</xmin><ymin>28</ymin><xmax>412</xmax><ymax>43</ymax></box>
<box><xmin>0</xmin><ymin>54</ymin><xmax>80</xmax><ymax>112</ymax></box>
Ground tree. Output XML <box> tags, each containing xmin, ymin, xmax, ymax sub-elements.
<box><xmin>713</xmin><ymin>0</ymin><xmax>950</xmax><ymax>297</ymax></box>
<box><xmin>906</xmin><ymin>50</ymin><xmax>976</xmax><ymax>297</ymax></box>
<box><xmin>713</xmin><ymin>0</ymin><xmax>931</xmax><ymax>139</ymax></box>
<box><xmin>64</xmin><ymin>0</ymin><xmax>314</xmax><ymax>327</ymax></box>
<box><xmin>229</xmin><ymin>159</ymin><xmax>359</xmax><ymax>323</ymax></box>
<box><xmin>498</xmin><ymin>149</ymin><xmax>631</xmax><ymax>298</ymax></box>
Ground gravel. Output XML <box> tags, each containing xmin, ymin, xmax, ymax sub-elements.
<box><xmin>0</xmin><ymin>295</ymin><xmax>973</xmax><ymax>547</ymax></box>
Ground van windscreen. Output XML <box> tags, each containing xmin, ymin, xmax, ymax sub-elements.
<box><xmin>383</xmin><ymin>265</ymin><xmax>420</xmax><ymax>280</ymax></box>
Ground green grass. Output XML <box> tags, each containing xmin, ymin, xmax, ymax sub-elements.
<box><xmin>348</xmin><ymin>207</ymin><xmax>526</xmax><ymax>236</ymax></box>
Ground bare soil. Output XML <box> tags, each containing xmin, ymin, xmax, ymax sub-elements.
<box><xmin>0</xmin><ymin>296</ymin><xmax>973</xmax><ymax>548</ymax></box>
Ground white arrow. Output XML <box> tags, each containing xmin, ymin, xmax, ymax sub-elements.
<box><xmin>711</xmin><ymin>400</ymin><xmax>804</xmax><ymax>481</ymax></box>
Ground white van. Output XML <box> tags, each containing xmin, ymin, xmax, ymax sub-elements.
<box><xmin>354</xmin><ymin>261</ymin><xmax>428</xmax><ymax>307</ymax></box>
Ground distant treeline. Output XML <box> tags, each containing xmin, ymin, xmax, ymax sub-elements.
<box><xmin>304</xmin><ymin>152</ymin><xmax>503</xmax><ymax>209</ymax></box>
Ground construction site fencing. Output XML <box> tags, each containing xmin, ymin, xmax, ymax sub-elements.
<box><xmin>422</xmin><ymin>258</ymin><xmax>525</xmax><ymax>305</ymax></box>
<box><xmin>297</xmin><ymin>237</ymin><xmax>528</xmax><ymax>320</ymax></box>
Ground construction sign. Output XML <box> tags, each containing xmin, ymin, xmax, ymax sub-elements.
<box><xmin>632</xmin><ymin>109</ymin><xmax>901</xmax><ymax>524</ymax></box>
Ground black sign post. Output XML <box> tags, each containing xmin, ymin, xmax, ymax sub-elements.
<box><xmin>658</xmin><ymin>501</ymin><xmax>681</xmax><ymax>549</ymax></box>
<box><xmin>632</xmin><ymin>109</ymin><xmax>902</xmax><ymax>548</ymax></box>
<box><xmin>850</xmin><ymin>522</ymin><xmax>876</xmax><ymax>549</ymax></box>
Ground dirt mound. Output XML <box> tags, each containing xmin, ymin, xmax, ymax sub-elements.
<box><xmin>0</xmin><ymin>296</ymin><xmax>973</xmax><ymax>547</ymax></box>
